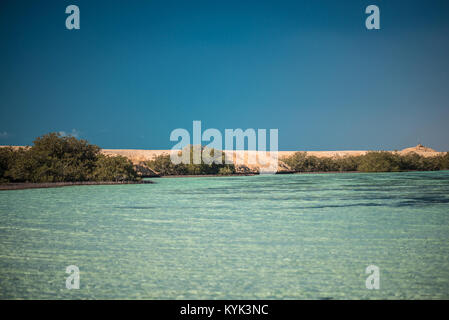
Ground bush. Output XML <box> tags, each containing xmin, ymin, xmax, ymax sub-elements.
<box><xmin>283</xmin><ymin>152</ymin><xmax>347</xmax><ymax>172</ymax></box>
<box><xmin>357</xmin><ymin>151</ymin><xmax>402</xmax><ymax>172</ymax></box>
<box><xmin>218</xmin><ymin>166</ymin><xmax>234</xmax><ymax>175</ymax></box>
<box><xmin>333</xmin><ymin>156</ymin><xmax>361</xmax><ymax>172</ymax></box>
<box><xmin>283</xmin><ymin>152</ymin><xmax>316</xmax><ymax>172</ymax></box>
<box><xmin>282</xmin><ymin>151</ymin><xmax>449</xmax><ymax>173</ymax></box>
<box><xmin>1</xmin><ymin>147</ymin><xmax>34</xmax><ymax>182</ymax></box>
<box><xmin>145</xmin><ymin>154</ymin><xmax>187</xmax><ymax>176</ymax></box>
<box><xmin>0</xmin><ymin>132</ymin><xmax>139</xmax><ymax>183</ymax></box>
<box><xmin>145</xmin><ymin>145</ymin><xmax>235</xmax><ymax>176</ymax></box>
<box><xmin>91</xmin><ymin>154</ymin><xmax>138</xmax><ymax>182</ymax></box>
<box><xmin>0</xmin><ymin>147</ymin><xmax>15</xmax><ymax>183</ymax></box>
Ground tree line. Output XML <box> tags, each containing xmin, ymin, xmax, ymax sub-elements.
<box><xmin>0</xmin><ymin>133</ymin><xmax>139</xmax><ymax>183</ymax></box>
<box><xmin>145</xmin><ymin>146</ymin><xmax>236</xmax><ymax>176</ymax></box>
<box><xmin>282</xmin><ymin>151</ymin><xmax>449</xmax><ymax>173</ymax></box>
<box><xmin>2</xmin><ymin>133</ymin><xmax>447</xmax><ymax>182</ymax></box>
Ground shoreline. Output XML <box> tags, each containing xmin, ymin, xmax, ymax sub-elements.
<box><xmin>2</xmin><ymin>170</ymin><xmax>446</xmax><ymax>190</ymax></box>
<box><xmin>158</xmin><ymin>173</ymin><xmax>258</xmax><ymax>178</ymax></box>
<box><xmin>0</xmin><ymin>180</ymin><xmax>153</xmax><ymax>191</ymax></box>
<box><xmin>155</xmin><ymin>171</ymin><xmax>358</xmax><ymax>178</ymax></box>
<box><xmin>152</xmin><ymin>169</ymin><xmax>445</xmax><ymax>179</ymax></box>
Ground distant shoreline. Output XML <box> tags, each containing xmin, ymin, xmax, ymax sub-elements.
<box><xmin>3</xmin><ymin>144</ymin><xmax>446</xmax><ymax>176</ymax></box>
<box><xmin>0</xmin><ymin>180</ymin><xmax>153</xmax><ymax>191</ymax></box>
<box><xmin>151</xmin><ymin>169</ymin><xmax>445</xmax><ymax>179</ymax></box>
<box><xmin>2</xmin><ymin>170</ymin><xmax>447</xmax><ymax>190</ymax></box>
<box><xmin>156</xmin><ymin>171</ymin><xmax>361</xmax><ymax>178</ymax></box>
<box><xmin>0</xmin><ymin>172</ymin><xmax>359</xmax><ymax>189</ymax></box>
<box><xmin>158</xmin><ymin>173</ymin><xmax>258</xmax><ymax>178</ymax></box>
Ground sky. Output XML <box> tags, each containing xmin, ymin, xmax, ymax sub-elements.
<box><xmin>0</xmin><ymin>0</ymin><xmax>448</xmax><ymax>150</ymax></box>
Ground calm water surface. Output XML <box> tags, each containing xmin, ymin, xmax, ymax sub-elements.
<box><xmin>1</xmin><ymin>171</ymin><xmax>449</xmax><ymax>299</ymax></box>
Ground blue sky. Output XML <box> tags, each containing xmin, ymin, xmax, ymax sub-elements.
<box><xmin>0</xmin><ymin>0</ymin><xmax>448</xmax><ymax>150</ymax></box>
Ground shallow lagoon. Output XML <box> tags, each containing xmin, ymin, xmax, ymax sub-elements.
<box><xmin>1</xmin><ymin>171</ymin><xmax>449</xmax><ymax>299</ymax></box>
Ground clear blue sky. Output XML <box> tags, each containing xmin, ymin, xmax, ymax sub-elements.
<box><xmin>1</xmin><ymin>0</ymin><xmax>448</xmax><ymax>150</ymax></box>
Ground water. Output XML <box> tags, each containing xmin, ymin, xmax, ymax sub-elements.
<box><xmin>1</xmin><ymin>171</ymin><xmax>449</xmax><ymax>299</ymax></box>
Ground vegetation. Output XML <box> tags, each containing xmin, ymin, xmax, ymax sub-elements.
<box><xmin>3</xmin><ymin>133</ymin><xmax>447</xmax><ymax>182</ymax></box>
<box><xmin>91</xmin><ymin>154</ymin><xmax>138</xmax><ymax>181</ymax></box>
<box><xmin>145</xmin><ymin>145</ymin><xmax>235</xmax><ymax>176</ymax></box>
<box><xmin>282</xmin><ymin>151</ymin><xmax>449</xmax><ymax>173</ymax></box>
<box><xmin>0</xmin><ymin>133</ymin><xmax>139</xmax><ymax>183</ymax></box>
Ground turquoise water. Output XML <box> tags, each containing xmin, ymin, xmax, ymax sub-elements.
<box><xmin>1</xmin><ymin>171</ymin><xmax>449</xmax><ymax>299</ymax></box>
